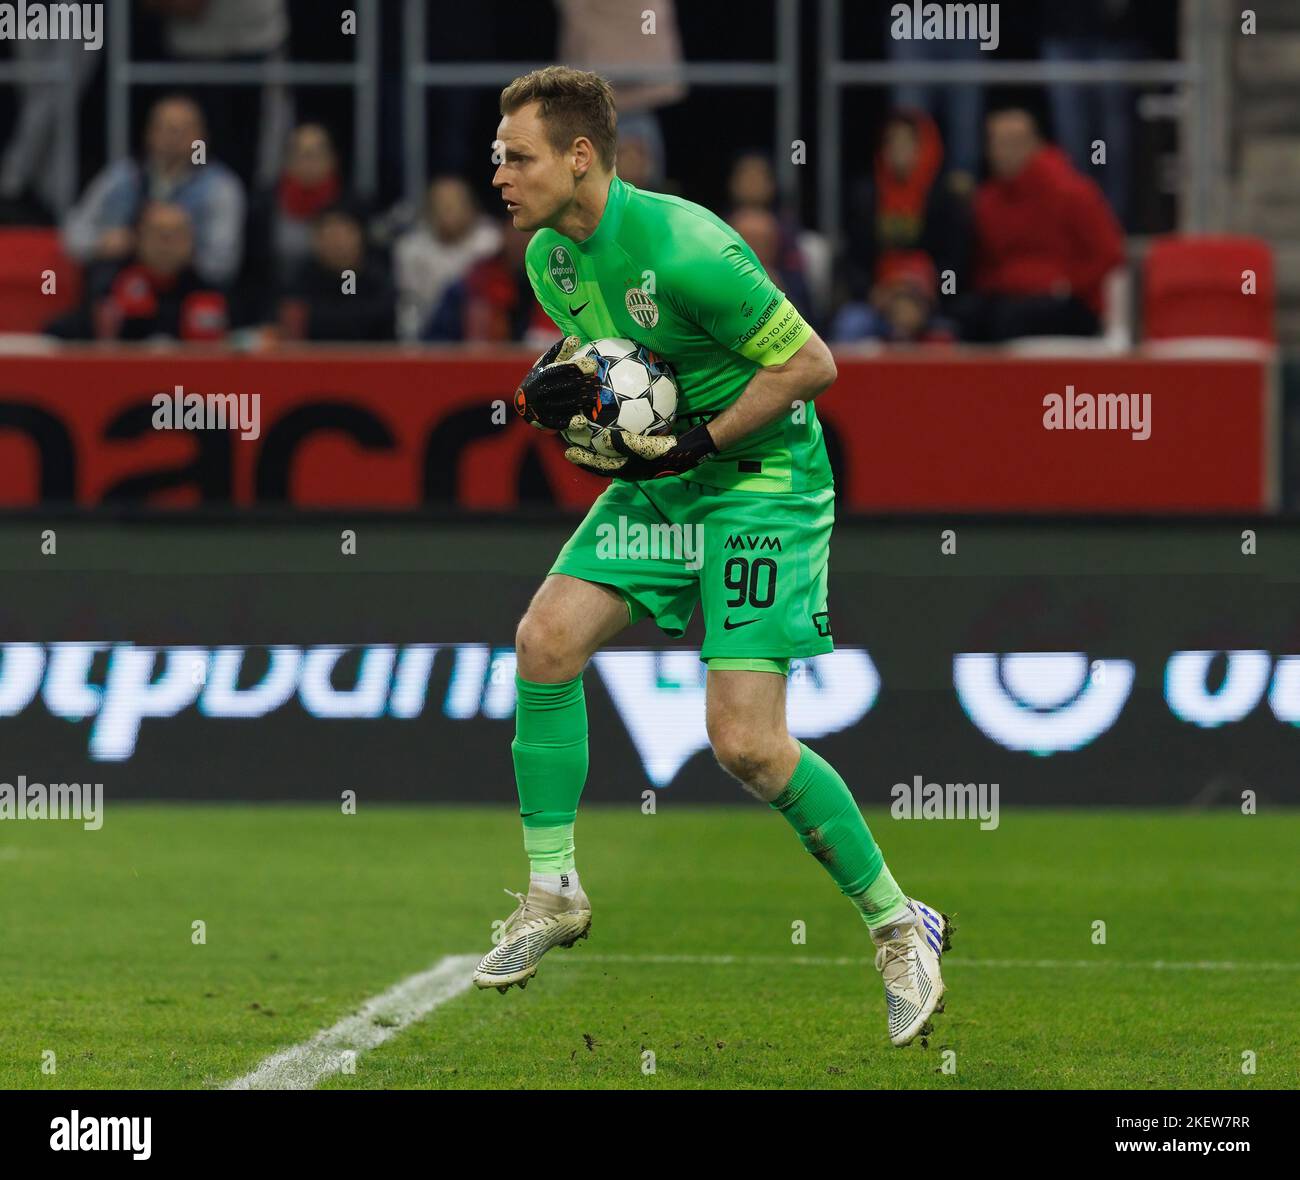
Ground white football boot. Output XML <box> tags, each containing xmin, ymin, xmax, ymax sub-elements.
<box><xmin>472</xmin><ymin>883</ymin><xmax>591</xmax><ymax>993</ymax></box>
<box><xmin>870</xmin><ymin>898</ymin><xmax>954</xmax><ymax>1046</ymax></box>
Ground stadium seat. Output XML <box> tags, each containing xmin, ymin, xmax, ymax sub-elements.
<box><xmin>0</xmin><ymin>227</ymin><xmax>83</xmax><ymax>333</ymax></box>
<box><xmin>1141</xmin><ymin>234</ymin><xmax>1275</xmax><ymax>345</ymax></box>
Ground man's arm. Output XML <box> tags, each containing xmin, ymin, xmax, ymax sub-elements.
<box><xmin>62</xmin><ymin>162</ymin><xmax>134</xmax><ymax>263</ymax></box>
<box><xmin>511</xmin><ymin>250</ymin><xmax>602</xmax><ymax>428</ymax></box>
<box><xmin>674</xmin><ymin>233</ymin><xmax>837</xmax><ymax>454</ymax></box>
<box><xmin>563</xmin><ymin>226</ymin><xmax>838</xmax><ymax>479</ymax></box>
<box><xmin>565</xmin><ymin>330</ymin><xmax>837</xmax><ymax>480</ymax></box>
<box><xmin>702</xmin><ymin>327</ymin><xmax>837</xmax><ymax>452</ymax></box>
<box><xmin>534</xmin><ymin>298</ymin><xmax>581</xmax><ymax>340</ymax></box>
<box><xmin>1063</xmin><ymin>174</ymin><xmax>1124</xmax><ymax>297</ymax></box>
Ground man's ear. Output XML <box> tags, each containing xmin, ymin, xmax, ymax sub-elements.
<box><xmin>572</xmin><ymin>136</ymin><xmax>594</xmax><ymax>179</ymax></box>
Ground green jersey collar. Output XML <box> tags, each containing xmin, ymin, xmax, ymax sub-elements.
<box><xmin>572</xmin><ymin>174</ymin><xmax>629</xmax><ymax>255</ymax></box>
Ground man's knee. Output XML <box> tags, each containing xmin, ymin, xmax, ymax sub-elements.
<box><xmin>516</xmin><ymin>610</ymin><xmax>583</xmax><ymax>681</ymax></box>
<box><xmin>708</xmin><ymin>718</ymin><xmax>780</xmax><ymax>784</ymax></box>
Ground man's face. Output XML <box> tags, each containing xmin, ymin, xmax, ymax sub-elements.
<box><xmin>492</xmin><ymin>102</ymin><xmax>577</xmax><ymax>232</ymax></box>
<box><xmin>314</xmin><ymin>213</ymin><xmax>363</xmax><ymax>271</ymax></box>
<box><xmin>286</xmin><ymin>126</ymin><xmax>335</xmax><ymax>186</ymax></box>
<box><xmin>429</xmin><ymin>179</ymin><xmax>475</xmax><ymax>242</ymax></box>
<box><xmin>146</xmin><ymin>101</ymin><xmax>202</xmax><ymax>169</ymax></box>
<box><xmin>883</xmin><ymin>122</ymin><xmax>919</xmax><ymax>179</ymax></box>
<box><xmin>729</xmin><ymin>155</ymin><xmax>775</xmax><ymax>210</ymax></box>
<box><xmin>137</xmin><ymin>204</ymin><xmax>193</xmax><ymax>275</ymax></box>
<box><xmin>884</xmin><ymin>288</ymin><xmax>927</xmax><ymax>340</ymax></box>
<box><xmin>987</xmin><ymin>112</ymin><xmax>1038</xmax><ymax>180</ymax></box>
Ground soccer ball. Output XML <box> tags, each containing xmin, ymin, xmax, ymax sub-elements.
<box><xmin>561</xmin><ymin>338</ymin><xmax>679</xmax><ymax>459</ymax></box>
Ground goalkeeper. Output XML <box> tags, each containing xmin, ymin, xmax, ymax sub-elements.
<box><xmin>473</xmin><ymin>66</ymin><xmax>952</xmax><ymax>1048</ymax></box>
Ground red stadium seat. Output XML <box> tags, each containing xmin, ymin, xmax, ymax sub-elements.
<box><xmin>0</xmin><ymin>227</ymin><xmax>83</xmax><ymax>333</ymax></box>
<box><xmin>1142</xmin><ymin>235</ymin><xmax>1275</xmax><ymax>343</ymax></box>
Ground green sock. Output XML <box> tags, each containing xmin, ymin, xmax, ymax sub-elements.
<box><xmin>770</xmin><ymin>742</ymin><xmax>912</xmax><ymax>929</ymax></box>
<box><xmin>522</xmin><ymin>822</ymin><xmax>576</xmax><ymax>874</ymax></box>
<box><xmin>512</xmin><ymin>673</ymin><xmax>587</xmax><ymax>874</ymax></box>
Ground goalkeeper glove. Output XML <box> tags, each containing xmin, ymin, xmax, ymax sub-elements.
<box><xmin>563</xmin><ymin>417</ymin><xmax>718</xmax><ymax>481</ymax></box>
<box><xmin>512</xmin><ymin>335</ymin><xmax>601</xmax><ymax>431</ymax></box>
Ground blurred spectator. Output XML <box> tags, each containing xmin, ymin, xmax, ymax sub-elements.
<box><xmin>726</xmin><ymin>151</ymin><xmax>828</xmax><ymax>324</ymax></box>
<box><xmin>394</xmin><ymin>177</ymin><xmax>501</xmax><ymax>342</ymax></box>
<box><xmin>62</xmin><ymin>95</ymin><xmax>245</xmax><ymax>296</ymax></box>
<box><xmin>278</xmin><ymin>204</ymin><xmax>396</xmax><ymax>341</ymax></box>
<box><xmin>142</xmin><ymin>0</ymin><xmax>292</xmax><ymax>187</ymax></box>
<box><xmin>955</xmin><ymin>109</ymin><xmax>1124</xmax><ymax>343</ymax></box>
<box><xmin>425</xmin><ymin>223</ymin><xmax>554</xmax><ymax>346</ymax></box>
<box><xmin>728</xmin><ymin>150</ymin><xmax>779</xmax><ymax>215</ymax></box>
<box><xmin>1041</xmin><ymin>0</ymin><xmax>1143</xmax><ymax>229</ymax></box>
<box><xmin>0</xmin><ymin>38</ymin><xmax>99</xmax><ymax>221</ymax></box>
<box><xmin>830</xmin><ymin>251</ymin><xmax>955</xmax><ymax>345</ymax></box>
<box><xmin>46</xmin><ymin>201</ymin><xmax>228</xmax><ymax>341</ymax></box>
<box><xmin>617</xmin><ymin>127</ymin><xmax>663</xmax><ymax>191</ymax></box>
<box><xmin>729</xmin><ymin>207</ymin><xmax>816</xmax><ymax>331</ymax></box>
<box><xmin>243</xmin><ymin>123</ymin><xmax>344</xmax><ymax>310</ymax></box>
<box><xmin>885</xmin><ymin>10</ymin><xmax>984</xmax><ymax>179</ymax></box>
<box><xmin>556</xmin><ymin>0</ymin><xmax>687</xmax><ymax>189</ymax></box>
<box><xmin>840</xmin><ymin>110</ymin><xmax>971</xmax><ymax>306</ymax></box>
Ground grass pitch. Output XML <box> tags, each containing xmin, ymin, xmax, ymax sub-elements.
<box><xmin>2</xmin><ymin>804</ymin><xmax>1297</xmax><ymax>1090</ymax></box>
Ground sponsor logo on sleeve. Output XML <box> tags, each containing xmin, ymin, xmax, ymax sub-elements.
<box><xmin>736</xmin><ymin>295</ymin><xmax>781</xmax><ymax>345</ymax></box>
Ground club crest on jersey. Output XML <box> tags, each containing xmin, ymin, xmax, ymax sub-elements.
<box><xmin>625</xmin><ymin>286</ymin><xmax>659</xmax><ymax>329</ymax></box>
<box><xmin>548</xmin><ymin>246</ymin><xmax>577</xmax><ymax>294</ymax></box>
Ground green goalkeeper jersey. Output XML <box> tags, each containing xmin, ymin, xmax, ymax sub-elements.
<box><xmin>524</xmin><ymin>175</ymin><xmax>832</xmax><ymax>494</ymax></box>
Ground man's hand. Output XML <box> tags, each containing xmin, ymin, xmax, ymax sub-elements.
<box><xmin>95</xmin><ymin>227</ymin><xmax>135</xmax><ymax>260</ymax></box>
<box><xmin>513</xmin><ymin>335</ymin><xmax>601</xmax><ymax>431</ymax></box>
<box><xmin>564</xmin><ymin>417</ymin><xmax>718</xmax><ymax>480</ymax></box>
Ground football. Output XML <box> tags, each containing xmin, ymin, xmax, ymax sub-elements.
<box><xmin>561</xmin><ymin>337</ymin><xmax>679</xmax><ymax>459</ymax></box>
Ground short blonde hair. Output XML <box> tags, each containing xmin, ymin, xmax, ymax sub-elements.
<box><xmin>499</xmin><ymin>66</ymin><xmax>618</xmax><ymax>170</ymax></box>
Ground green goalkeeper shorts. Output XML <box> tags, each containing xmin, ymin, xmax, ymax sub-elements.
<box><xmin>549</xmin><ymin>476</ymin><xmax>834</xmax><ymax>671</ymax></box>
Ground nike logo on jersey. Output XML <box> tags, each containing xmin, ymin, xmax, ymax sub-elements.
<box><xmin>568</xmin><ymin>301</ymin><xmax>590</xmax><ymax>316</ymax></box>
<box><xmin>723</xmin><ymin>617</ymin><xmax>760</xmax><ymax>630</ymax></box>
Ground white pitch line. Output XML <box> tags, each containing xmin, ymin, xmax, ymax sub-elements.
<box><xmin>224</xmin><ymin>954</ymin><xmax>478</xmax><ymax>1091</ymax></box>
<box><xmin>225</xmin><ymin>949</ymin><xmax>1300</xmax><ymax>1090</ymax></box>
<box><xmin>570</xmin><ymin>953</ymin><xmax>1300</xmax><ymax>972</ymax></box>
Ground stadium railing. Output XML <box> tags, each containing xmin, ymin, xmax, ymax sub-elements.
<box><xmin>816</xmin><ymin>0</ymin><xmax>1232</xmax><ymax>247</ymax></box>
<box><xmin>400</xmin><ymin>0</ymin><xmax>803</xmax><ymax>209</ymax></box>
<box><xmin>103</xmin><ymin>2</ymin><xmax>381</xmax><ymax>198</ymax></box>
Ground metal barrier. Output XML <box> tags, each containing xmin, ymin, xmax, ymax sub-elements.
<box><xmin>104</xmin><ymin>2</ymin><xmax>380</xmax><ymax>197</ymax></box>
<box><xmin>401</xmin><ymin>0</ymin><xmax>802</xmax><ymax>207</ymax></box>
<box><xmin>5</xmin><ymin>0</ymin><xmax>1229</xmax><ymax>241</ymax></box>
<box><xmin>817</xmin><ymin>0</ymin><xmax>1229</xmax><ymax>244</ymax></box>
